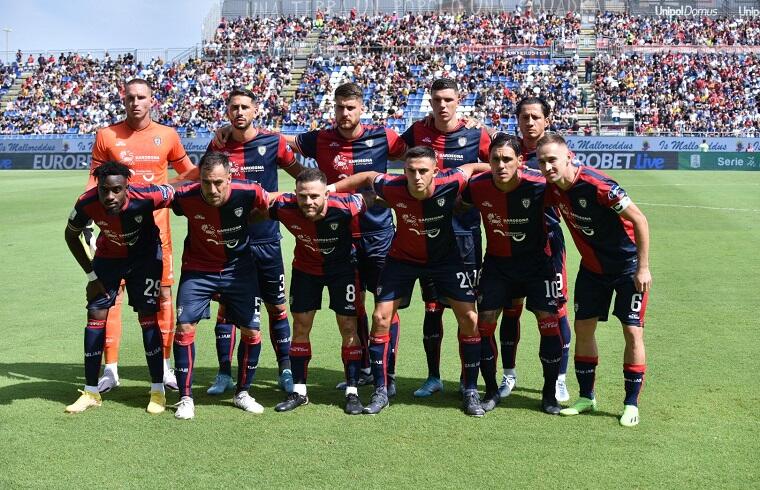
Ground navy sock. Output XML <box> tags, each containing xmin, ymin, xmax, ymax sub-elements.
<box><xmin>214</xmin><ymin>317</ymin><xmax>235</xmax><ymax>377</ymax></box>
<box><xmin>624</xmin><ymin>363</ymin><xmax>646</xmax><ymax>406</ymax></box>
<box><xmin>538</xmin><ymin>317</ymin><xmax>562</xmax><ymax>399</ymax></box>
<box><xmin>139</xmin><ymin>314</ymin><xmax>164</xmax><ymax>384</ymax></box>
<box><xmin>173</xmin><ymin>331</ymin><xmax>196</xmax><ymax>398</ymax></box>
<box><xmin>356</xmin><ymin>308</ymin><xmax>370</xmax><ymax>371</ymax></box>
<box><xmin>388</xmin><ymin>313</ymin><xmax>400</xmax><ymax>376</ymax></box>
<box><xmin>575</xmin><ymin>356</ymin><xmax>598</xmax><ymax>399</ymax></box>
<box><xmin>422</xmin><ymin>302</ymin><xmax>444</xmax><ymax>379</ymax></box>
<box><xmin>369</xmin><ymin>334</ymin><xmax>390</xmax><ymax>390</ymax></box>
<box><xmin>478</xmin><ymin>320</ymin><xmax>498</xmax><ymax>394</ymax></box>
<box><xmin>268</xmin><ymin>310</ymin><xmax>291</xmax><ymax>372</ymax></box>
<box><xmin>459</xmin><ymin>334</ymin><xmax>481</xmax><ymax>391</ymax></box>
<box><xmin>500</xmin><ymin>305</ymin><xmax>522</xmax><ymax>370</ymax></box>
<box><xmin>558</xmin><ymin>314</ymin><xmax>572</xmax><ymax>376</ymax></box>
<box><xmin>236</xmin><ymin>331</ymin><xmax>262</xmax><ymax>393</ymax></box>
<box><xmin>342</xmin><ymin>345</ymin><xmax>362</xmax><ymax>387</ymax></box>
<box><xmin>290</xmin><ymin>342</ymin><xmax>311</xmax><ymax>384</ymax></box>
<box><xmin>84</xmin><ymin>318</ymin><xmax>106</xmax><ymax>387</ymax></box>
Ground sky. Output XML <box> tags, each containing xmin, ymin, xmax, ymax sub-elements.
<box><xmin>0</xmin><ymin>0</ymin><xmax>218</xmax><ymax>56</ymax></box>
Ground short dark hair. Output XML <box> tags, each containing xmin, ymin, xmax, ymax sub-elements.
<box><xmin>227</xmin><ymin>87</ymin><xmax>256</xmax><ymax>105</ymax></box>
<box><xmin>295</xmin><ymin>168</ymin><xmax>327</xmax><ymax>186</ymax></box>
<box><xmin>199</xmin><ymin>151</ymin><xmax>230</xmax><ymax>173</ymax></box>
<box><xmin>536</xmin><ymin>133</ymin><xmax>568</xmax><ymax>150</ymax></box>
<box><xmin>125</xmin><ymin>78</ymin><xmax>153</xmax><ymax>92</ymax></box>
<box><xmin>334</xmin><ymin>82</ymin><xmax>363</xmax><ymax>100</ymax></box>
<box><xmin>430</xmin><ymin>78</ymin><xmax>459</xmax><ymax>93</ymax></box>
<box><xmin>92</xmin><ymin>161</ymin><xmax>131</xmax><ymax>181</ymax></box>
<box><xmin>489</xmin><ymin>133</ymin><xmax>522</xmax><ymax>157</ymax></box>
<box><xmin>516</xmin><ymin>96</ymin><xmax>551</xmax><ymax>118</ymax></box>
<box><xmin>404</xmin><ymin>145</ymin><xmax>437</xmax><ymax>162</ymax></box>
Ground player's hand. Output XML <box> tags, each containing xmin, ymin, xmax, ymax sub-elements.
<box><xmin>212</xmin><ymin>125</ymin><xmax>232</xmax><ymax>147</ymax></box>
<box><xmin>86</xmin><ymin>279</ymin><xmax>109</xmax><ymax>302</ymax></box>
<box><xmin>462</xmin><ymin>116</ymin><xmax>484</xmax><ymax>129</ymax></box>
<box><xmin>634</xmin><ymin>267</ymin><xmax>652</xmax><ymax>293</ymax></box>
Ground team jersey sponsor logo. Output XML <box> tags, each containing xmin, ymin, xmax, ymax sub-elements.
<box><xmin>396</xmin><ymin>202</ymin><xmax>407</xmax><ymax>209</ymax></box>
<box><xmin>458</xmin><ymin>137</ymin><xmax>467</xmax><ymax>147</ymax></box>
<box><xmin>257</xmin><ymin>146</ymin><xmax>267</xmax><ymax>156</ymax></box>
<box><xmin>194</xmin><ymin>214</ymin><xmax>205</xmax><ymax>220</ymax></box>
<box><xmin>97</xmin><ymin>220</ymin><xmax>108</xmax><ymax>226</ymax></box>
<box><xmin>115</xmin><ymin>141</ymin><xmax>126</xmax><ymax>147</ymax></box>
<box><xmin>422</xmin><ymin>137</ymin><xmax>432</xmax><ymax>144</ymax></box>
<box><xmin>290</xmin><ymin>224</ymin><xmax>301</xmax><ymax>230</ymax></box>
<box><xmin>481</xmin><ymin>201</ymin><xmax>493</xmax><ymax>208</ymax></box>
<box><xmin>329</xmin><ymin>142</ymin><xmax>341</xmax><ymax>148</ymax></box>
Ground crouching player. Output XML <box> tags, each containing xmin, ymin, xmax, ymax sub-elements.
<box><xmin>461</xmin><ymin>134</ymin><xmax>565</xmax><ymax>414</ymax></box>
<box><xmin>333</xmin><ymin>146</ymin><xmax>490</xmax><ymax>416</ymax></box>
<box><xmin>537</xmin><ymin>134</ymin><xmax>651</xmax><ymax>427</ymax></box>
<box><xmin>64</xmin><ymin>161</ymin><xmax>174</xmax><ymax>414</ymax></box>
<box><xmin>267</xmin><ymin>169</ymin><xmax>367</xmax><ymax>414</ymax></box>
<box><xmin>171</xmin><ymin>152</ymin><xmax>270</xmax><ymax>420</ymax></box>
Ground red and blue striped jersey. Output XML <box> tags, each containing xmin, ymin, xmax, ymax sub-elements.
<box><xmin>270</xmin><ymin>193</ymin><xmax>365</xmax><ymax>275</ymax></box>
<box><xmin>401</xmin><ymin>120</ymin><xmax>490</xmax><ymax>235</ymax></box>
<box><xmin>68</xmin><ymin>184</ymin><xmax>174</xmax><ymax>259</ymax></box>
<box><xmin>522</xmin><ymin>142</ymin><xmax>562</xmax><ymax>230</ymax></box>
<box><xmin>372</xmin><ymin>168</ymin><xmax>466</xmax><ymax>265</ymax></box>
<box><xmin>208</xmin><ymin>130</ymin><xmax>295</xmax><ymax>244</ymax></box>
<box><xmin>172</xmin><ymin>180</ymin><xmax>269</xmax><ymax>273</ymax></box>
<box><xmin>462</xmin><ymin>169</ymin><xmax>551</xmax><ymax>258</ymax></box>
<box><xmin>292</xmin><ymin>124</ymin><xmax>406</xmax><ymax>236</ymax></box>
<box><xmin>547</xmin><ymin>167</ymin><xmax>637</xmax><ymax>274</ymax></box>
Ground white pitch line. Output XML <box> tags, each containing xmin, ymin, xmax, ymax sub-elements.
<box><xmin>626</xmin><ymin>183</ymin><xmax>760</xmax><ymax>187</ymax></box>
<box><xmin>637</xmin><ymin>202</ymin><xmax>760</xmax><ymax>212</ymax></box>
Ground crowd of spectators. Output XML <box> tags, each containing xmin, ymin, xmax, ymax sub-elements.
<box><xmin>594</xmin><ymin>51</ymin><xmax>760</xmax><ymax>135</ymax></box>
<box><xmin>0</xmin><ymin>63</ymin><xmax>18</xmax><ymax>97</ymax></box>
<box><xmin>596</xmin><ymin>12</ymin><xmax>760</xmax><ymax>46</ymax></box>
<box><xmin>203</xmin><ymin>16</ymin><xmax>312</xmax><ymax>56</ymax></box>
<box><xmin>320</xmin><ymin>10</ymin><xmax>580</xmax><ymax>48</ymax></box>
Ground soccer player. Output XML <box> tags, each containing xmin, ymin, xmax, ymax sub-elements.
<box><xmin>267</xmin><ymin>169</ymin><xmax>367</xmax><ymax>414</ymax></box>
<box><xmin>171</xmin><ymin>152</ymin><xmax>270</xmax><ymax>420</ymax></box>
<box><xmin>87</xmin><ymin>78</ymin><xmax>196</xmax><ymax>392</ymax></box>
<box><xmin>536</xmin><ymin>134</ymin><xmax>651</xmax><ymax>427</ymax></box>
<box><xmin>200</xmin><ymin>87</ymin><xmax>303</xmax><ymax>396</ymax></box>
<box><xmin>333</xmin><ymin>146</ymin><xmax>490</xmax><ymax>416</ymax></box>
<box><xmin>400</xmin><ymin>78</ymin><xmax>491</xmax><ymax>397</ymax></box>
<box><xmin>64</xmin><ymin>161</ymin><xmax>174</xmax><ymax>414</ymax></box>
<box><xmin>496</xmin><ymin>96</ymin><xmax>573</xmax><ymax>403</ymax></box>
<box><xmin>461</xmin><ymin>134</ymin><xmax>565</xmax><ymax>414</ymax></box>
<box><xmin>288</xmin><ymin>82</ymin><xmax>407</xmax><ymax>393</ymax></box>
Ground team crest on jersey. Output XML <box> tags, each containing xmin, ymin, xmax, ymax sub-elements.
<box><xmin>522</xmin><ymin>199</ymin><xmax>530</xmax><ymax>208</ymax></box>
<box><xmin>135</xmin><ymin>215</ymin><xmax>143</xmax><ymax>223</ymax></box>
<box><xmin>257</xmin><ymin>146</ymin><xmax>266</xmax><ymax>156</ymax></box>
<box><xmin>234</xmin><ymin>207</ymin><xmax>243</xmax><ymax>217</ymax></box>
<box><xmin>365</xmin><ymin>139</ymin><xmax>374</xmax><ymax>147</ymax></box>
<box><xmin>578</xmin><ymin>198</ymin><xmax>587</xmax><ymax>208</ymax></box>
<box><xmin>330</xmin><ymin>222</ymin><xmax>338</xmax><ymax>231</ymax></box>
<box><xmin>457</xmin><ymin>137</ymin><xmax>467</xmax><ymax>147</ymax></box>
<box><xmin>153</xmin><ymin>137</ymin><xmax>162</xmax><ymax>146</ymax></box>
<box><xmin>437</xmin><ymin>197</ymin><xmax>445</xmax><ymax>207</ymax></box>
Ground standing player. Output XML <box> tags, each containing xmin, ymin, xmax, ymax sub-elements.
<box><xmin>88</xmin><ymin>78</ymin><xmax>196</xmax><ymax>392</ymax></box>
<box><xmin>400</xmin><ymin>78</ymin><xmax>491</xmax><ymax>397</ymax></box>
<box><xmin>268</xmin><ymin>169</ymin><xmax>367</xmax><ymax>414</ymax></box>
<box><xmin>536</xmin><ymin>134</ymin><xmax>651</xmax><ymax>427</ymax></box>
<box><xmin>496</xmin><ymin>96</ymin><xmax>573</xmax><ymax>403</ymax></box>
<box><xmin>288</xmin><ymin>83</ymin><xmax>407</xmax><ymax>394</ymax></box>
<box><xmin>64</xmin><ymin>162</ymin><xmax>174</xmax><ymax>414</ymax></box>
<box><xmin>201</xmin><ymin>87</ymin><xmax>302</xmax><ymax>395</ymax></box>
<box><xmin>461</xmin><ymin>134</ymin><xmax>565</xmax><ymax>414</ymax></box>
<box><xmin>171</xmin><ymin>152</ymin><xmax>270</xmax><ymax>420</ymax></box>
<box><xmin>333</xmin><ymin>146</ymin><xmax>490</xmax><ymax>417</ymax></box>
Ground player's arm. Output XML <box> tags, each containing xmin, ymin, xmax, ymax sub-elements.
<box><xmin>330</xmin><ymin>171</ymin><xmax>381</xmax><ymax>193</ymax></box>
<box><xmin>168</xmin><ymin>131</ymin><xmax>197</xmax><ymax>180</ymax></box>
<box><xmin>620</xmin><ymin>202</ymin><xmax>651</xmax><ymax>293</ymax></box>
<box><xmin>64</xmin><ymin>220</ymin><xmax>108</xmax><ymax>301</ymax></box>
<box><xmin>172</xmin><ymin>166</ymin><xmax>199</xmax><ymax>183</ymax></box>
<box><xmin>457</xmin><ymin>162</ymin><xmax>490</xmax><ymax>180</ymax></box>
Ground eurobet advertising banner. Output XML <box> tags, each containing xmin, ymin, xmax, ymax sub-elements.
<box><xmin>679</xmin><ymin>152</ymin><xmax>760</xmax><ymax>171</ymax></box>
<box><xmin>574</xmin><ymin>151</ymin><xmax>678</xmax><ymax>170</ymax></box>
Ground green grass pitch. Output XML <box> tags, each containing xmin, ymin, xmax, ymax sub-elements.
<box><xmin>0</xmin><ymin>169</ymin><xmax>758</xmax><ymax>488</ymax></box>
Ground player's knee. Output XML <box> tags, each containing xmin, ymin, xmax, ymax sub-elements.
<box><xmin>478</xmin><ymin>309</ymin><xmax>499</xmax><ymax>325</ymax></box>
<box><xmin>477</xmin><ymin>317</ymin><xmax>498</xmax><ymax>337</ymax></box>
<box><xmin>88</xmin><ymin>309</ymin><xmax>108</xmax><ymax>321</ymax></box>
<box><xmin>622</xmin><ymin>324</ymin><xmax>644</xmax><ymax>345</ymax></box>
<box><xmin>175</xmin><ymin>323</ymin><xmax>196</xmax><ymax>334</ymax></box>
<box><xmin>240</xmin><ymin>327</ymin><xmax>261</xmax><ymax>343</ymax></box>
<box><xmin>503</xmin><ymin>303</ymin><xmax>524</xmax><ymax>318</ymax></box>
<box><xmin>574</xmin><ymin>318</ymin><xmax>597</xmax><ymax>338</ymax></box>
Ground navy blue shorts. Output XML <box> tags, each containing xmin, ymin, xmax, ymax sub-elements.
<box><xmin>477</xmin><ymin>254</ymin><xmax>562</xmax><ymax>314</ymax></box>
<box><xmin>574</xmin><ymin>265</ymin><xmax>648</xmax><ymax>327</ymax></box>
<box><xmin>377</xmin><ymin>256</ymin><xmax>477</xmax><ymax>308</ymax></box>
<box><xmin>420</xmin><ymin>230</ymin><xmax>482</xmax><ymax>304</ymax></box>
<box><xmin>354</xmin><ymin>228</ymin><xmax>393</xmax><ymax>294</ymax></box>
<box><xmin>251</xmin><ymin>241</ymin><xmax>286</xmax><ymax>305</ymax></box>
<box><xmin>88</xmin><ymin>252</ymin><xmax>162</xmax><ymax>313</ymax></box>
<box><xmin>176</xmin><ymin>264</ymin><xmax>261</xmax><ymax>329</ymax></box>
<box><xmin>289</xmin><ymin>268</ymin><xmax>357</xmax><ymax>316</ymax></box>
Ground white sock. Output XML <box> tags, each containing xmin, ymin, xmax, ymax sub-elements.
<box><xmin>504</xmin><ymin>368</ymin><xmax>516</xmax><ymax>377</ymax></box>
<box><xmin>360</xmin><ymin>367</ymin><xmax>371</xmax><ymax>375</ymax></box>
<box><xmin>293</xmin><ymin>383</ymin><xmax>307</xmax><ymax>396</ymax></box>
<box><xmin>84</xmin><ymin>385</ymin><xmax>99</xmax><ymax>394</ymax></box>
<box><xmin>104</xmin><ymin>363</ymin><xmax>119</xmax><ymax>377</ymax></box>
<box><xmin>345</xmin><ymin>386</ymin><xmax>358</xmax><ymax>396</ymax></box>
<box><xmin>557</xmin><ymin>374</ymin><xmax>566</xmax><ymax>382</ymax></box>
<box><xmin>151</xmin><ymin>383</ymin><xmax>165</xmax><ymax>394</ymax></box>
<box><xmin>163</xmin><ymin>358</ymin><xmax>171</xmax><ymax>372</ymax></box>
